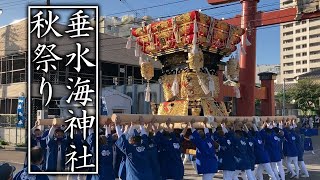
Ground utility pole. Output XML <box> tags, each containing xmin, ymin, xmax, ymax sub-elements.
<box><xmin>42</xmin><ymin>0</ymin><xmax>50</xmax><ymax>119</ymax></box>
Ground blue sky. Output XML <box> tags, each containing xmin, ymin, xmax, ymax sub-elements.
<box><xmin>0</xmin><ymin>0</ymin><xmax>280</xmax><ymax>65</ymax></box>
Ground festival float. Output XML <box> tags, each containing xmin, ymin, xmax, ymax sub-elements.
<box><xmin>39</xmin><ymin>11</ymin><xmax>296</xmax><ymax>129</ymax></box>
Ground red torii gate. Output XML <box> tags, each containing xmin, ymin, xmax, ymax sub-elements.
<box><xmin>208</xmin><ymin>0</ymin><xmax>320</xmax><ymax>116</ymax></box>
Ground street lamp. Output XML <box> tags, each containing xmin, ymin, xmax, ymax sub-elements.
<box><xmin>282</xmin><ymin>78</ymin><xmax>286</xmax><ymax>116</ymax></box>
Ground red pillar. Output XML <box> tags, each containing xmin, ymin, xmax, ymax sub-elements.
<box><xmin>237</xmin><ymin>0</ymin><xmax>259</xmax><ymax>116</ymax></box>
<box><xmin>258</xmin><ymin>72</ymin><xmax>277</xmax><ymax>116</ymax></box>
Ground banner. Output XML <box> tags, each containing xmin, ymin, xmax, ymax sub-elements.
<box><xmin>17</xmin><ymin>96</ymin><xmax>25</xmax><ymax>128</ymax></box>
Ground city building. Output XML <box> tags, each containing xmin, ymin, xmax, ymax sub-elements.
<box><xmin>280</xmin><ymin>0</ymin><xmax>320</xmax><ymax>83</ymax></box>
<box><xmin>256</xmin><ymin>64</ymin><xmax>281</xmax><ymax>84</ymax></box>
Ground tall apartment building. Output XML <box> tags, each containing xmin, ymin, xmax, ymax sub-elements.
<box><xmin>280</xmin><ymin>0</ymin><xmax>320</xmax><ymax>83</ymax></box>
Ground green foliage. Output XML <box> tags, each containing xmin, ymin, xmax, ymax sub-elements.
<box><xmin>0</xmin><ymin>139</ymin><xmax>9</xmax><ymax>145</ymax></box>
<box><xmin>290</xmin><ymin>79</ymin><xmax>320</xmax><ymax>114</ymax></box>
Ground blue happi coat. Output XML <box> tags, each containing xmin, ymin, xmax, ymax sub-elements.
<box><xmin>189</xmin><ymin>129</ymin><xmax>218</xmax><ymax>175</ymax></box>
<box><xmin>115</xmin><ymin>134</ymin><xmax>153</xmax><ymax>180</ymax></box>
<box><xmin>251</xmin><ymin>131</ymin><xmax>270</xmax><ymax>164</ymax></box>
<box><xmin>245</xmin><ymin>132</ymin><xmax>255</xmax><ymax>170</ymax></box>
<box><xmin>261</xmin><ymin>129</ymin><xmax>282</xmax><ymax>162</ymax></box>
<box><xmin>14</xmin><ymin>165</ymin><xmax>49</xmax><ymax>180</ymax></box>
<box><xmin>155</xmin><ymin>131</ymin><xmax>184</xmax><ymax>180</ymax></box>
<box><xmin>214</xmin><ymin>132</ymin><xmax>236</xmax><ymax>171</ymax></box>
<box><xmin>231</xmin><ymin>131</ymin><xmax>252</xmax><ymax>170</ymax></box>
<box><xmin>98</xmin><ymin>135</ymin><xmax>115</xmax><ymax>180</ymax></box>
<box><xmin>46</xmin><ymin>137</ymin><xmax>69</xmax><ymax>171</ymax></box>
<box><xmin>283</xmin><ymin>128</ymin><xmax>298</xmax><ymax>157</ymax></box>
<box><xmin>294</xmin><ymin>131</ymin><xmax>304</xmax><ymax>161</ymax></box>
<box><xmin>142</xmin><ymin>136</ymin><xmax>161</xmax><ymax>180</ymax></box>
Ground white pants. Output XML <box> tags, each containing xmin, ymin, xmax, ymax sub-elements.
<box><xmin>299</xmin><ymin>161</ymin><xmax>309</xmax><ymax>176</ymax></box>
<box><xmin>271</xmin><ymin>161</ymin><xmax>285</xmax><ymax>180</ymax></box>
<box><xmin>255</xmin><ymin>163</ymin><xmax>277</xmax><ymax>180</ymax></box>
<box><xmin>202</xmin><ymin>173</ymin><xmax>215</xmax><ymax>180</ymax></box>
<box><xmin>233</xmin><ymin>170</ymin><xmax>256</xmax><ymax>180</ymax></box>
<box><xmin>286</xmin><ymin>156</ymin><xmax>299</xmax><ymax>177</ymax></box>
<box><xmin>223</xmin><ymin>170</ymin><xmax>235</xmax><ymax>180</ymax></box>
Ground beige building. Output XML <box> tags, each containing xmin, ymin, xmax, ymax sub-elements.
<box><xmin>280</xmin><ymin>0</ymin><xmax>320</xmax><ymax>83</ymax></box>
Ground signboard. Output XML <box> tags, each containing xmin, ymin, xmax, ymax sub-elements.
<box><xmin>17</xmin><ymin>96</ymin><xmax>25</xmax><ymax>128</ymax></box>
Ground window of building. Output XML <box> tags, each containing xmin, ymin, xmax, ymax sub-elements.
<box><xmin>310</xmin><ymin>34</ymin><xmax>320</xmax><ymax>39</ymax></box>
<box><xmin>283</xmin><ymin>0</ymin><xmax>293</xmax><ymax>6</ymax></box>
<box><xmin>283</xmin><ymin>39</ymin><xmax>293</xmax><ymax>43</ymax></box>
<box><xmin>311</xmin><ymin>67</ymin><xmax>320</xmax><ymax>71</ymax></box>
<box><xmin>296</xmin><ymin>69</ymin><xmax>301</xmax><ymax>73</ymax></box>
<box><xmin>310</xmin><ymin>42</ymin><xmax>320</xmax><ymax>47</ymax></box>
<box><xmin>302</xmin><ymin>20</ymin><xmax>306</xmax><ymax>24</ymax></box>
<box><xmin>296</xmin><ymin>29</ymin><xmax>300</xmax><ymax>33</ymax></box>
<box><xmin>302</xmin><ymin>28</ymin><xmax>307</xmax><ymax>32</ymax></box>
<box><xmin>283</xmin><ymin>54</ymin><xmax>294</xmax><ymax>59</ymax></box>
<box><xmin>283</xmin><ymin>70</ymin><xmax>294</xmax><ymax>74</ymax></box>
<box><xmin>283</xmin><ymin>62</ymin><xmax>294</xmax><ymax>66</ymax></box>
<box><xmin>302</xmin><ymin>68</ymin><xmax>308</xmax><ymax>72</ymax></box>
<box><xmin>296</xmin><ymin>53</ymin><xmax>301</xmax><ymax>57</ymax></box>
<box><xmin>283</xmin><ymin>23</ymin><xmax>294</xmax><ymax>28</ymax></box>
<box><xmin>302</xmin><ymin>60</ymin><xmax>308</xmax><ymax>64</ymax></box>
<box><xmin>302</xmin><ymin>52</ymin><xmax>307</xmax><ymax>56</ymax></box>
<box><xmin>296</xmin><ymin>21</ymin><xmax>300</xmax><ymax>25</ymax></box>
<box><xmin>296</xmin><ymin>37</ymin><xmax>301</xmax><ymax>41</ymax></box>
<box><xmin>283</xmin><ymin>31</ymin><xmax>293</xmax><ymax>36</ymax></box>
<box><xmin>310</xmin><ymin>50</ymin><xmax>320</xmax><ymax>55</ymax></box>
<box><xmin>286</xmin><ymin>78</ymin><xmax>295</xmax><ymax>82</ymax></box>
<box><xmin>310</xmin><ymin>59</ymin><xmax>320</xmax><ymax>63</ymax></box>
<box><xmin>283</xmin><ymin>47</ymin><xmax>293</xmax><ymax>51</ymax></box>
<box><xmin>0</xmin><ymin>53</ymin><xmax>26</xmax><ymax>84</ymax></box>
<box><xmin>302</xmin><ymin>44</ymin><xmax>307</xmax><ymax>48</ymax></box>
<box><xmin>310</xmin><ymin>25</ymin><xmax>320</xmax><ymax>31</ymax></box>
<box><xmin>302</xmin><ymin>36</ymin><xmax>307</xmax><ymax>40</ymax></box>
<box><xmin>296</xmin><ymin>45</ymin><xmax>301</xmax><ymax>49</ymax></box>
<box><xmin>296</xmin><ymin>61</ymin><xmax>301</xmax><ymax>65</ymax></box>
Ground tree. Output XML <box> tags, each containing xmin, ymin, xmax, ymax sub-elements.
<box><xmin>290</xmin><ymin>78</ymin><xmax>320</xmax><ymax>115</ymax></box>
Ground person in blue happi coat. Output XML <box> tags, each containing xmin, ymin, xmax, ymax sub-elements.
<box><xmin>260</xmin><ymin>121</ymin><xmax>285</xmax><ymax>180</ymax></box>
<box><xmin>243</xmin><ymin>123</ymin><xmax>255</xmax><ymax>173</ymax></box>
<box><xmin>230</xmin><ymin>121</ymin><xmax>255</xmax><ymax>180</ymax></box>
<box><xmin>97</xmin><ymin>125</ymin><xmax>115</xmax><ymax>180</ymax></box>
<box><xmin>46</xmin><ymin>125</ymin><xmax>69</xmax><ymax>172</ymax></box>
<box><xmin>247</xmin><ymin>122</ymin><xmax>276</xmax><ymax>180</ymax></box>
<box><xmin>154</xmin><ymin>119</ymin><xmax>185</xmax><ymax>180</ymax></box>
<box><xmin>301</xmin><ymin>123</ymin><xmax>317</xmax><ymax>154</ymax></box>
<box><xmin>114</xmin><ymin>116</ymin><xmax>153</xmax><ymax>180</ymax></box>
<box><xmin>214</xmin><ymin>124</ymin><xmax>236</xmax><ymax>180</ymax></box>
<box><xmin>283</xmin><ymin>119</ymin><xmax>299</xmax><ymax>178</ymax></box>
<box><xmin>14</xmin><ymin>147</ymin><xmax>49</xmax><ymax>180</ymax></box>
<box><xmin>187</xmin><ymin>119</ymin><xmax>218</xmax><ymax>180</ymax></box>
<box><xmin>294</xmin><ymin>123</ymin><xmax>309</xmax><ymax>178</ymax></box>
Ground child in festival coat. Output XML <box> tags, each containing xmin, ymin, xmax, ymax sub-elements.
<box><xmin>115</xmin><ymin>117</ymin><xmax>153</xmax><ymax>180</ymax></box>
<box><xmin>154</xmin><ymin>120</ymin><xmax>185</xmax><ymax>180</ymax></box>
<box><xmin>214</xmin><ymin>124</ymin><xmax>236</xmax><ymax>180</ymax></box>
<box><xmin>188</xmin><ymin>120</ymin><xmax>218</xmax><ymax>180</ymax></box>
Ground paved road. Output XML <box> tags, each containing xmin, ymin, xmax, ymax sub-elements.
<box><xmin>1</xmin><ymin>135</ymin><xmax>319</xmax><ymax>179</ymax></box>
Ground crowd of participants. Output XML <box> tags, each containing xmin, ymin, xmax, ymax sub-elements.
<box><xmin>0</xmin><ymin>117</ymin><xmax>319</xmax><ymax>180</ymax></box>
